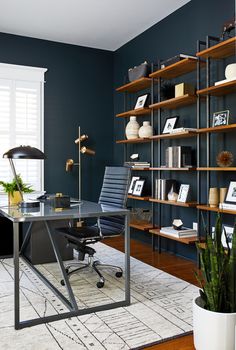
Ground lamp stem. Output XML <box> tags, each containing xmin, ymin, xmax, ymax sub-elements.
<box><xmin>78</xmin><ymin>126</ymin><xmax>81</xmax><ymax>202</ymax></box>
<box><xmin>9</xmin><ymin>159</ymin><xmax>24</xmax><ymax>201</ymax></box>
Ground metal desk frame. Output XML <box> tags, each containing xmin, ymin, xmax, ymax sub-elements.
<box><xmin>0</xmin><ymin>201</ymin><xmax>130</xmax><ymax>330</ymax></box>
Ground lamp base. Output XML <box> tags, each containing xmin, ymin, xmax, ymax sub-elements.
<box><xmin>19</xmin><ymin>200</ymin><xmax>40</xmax><ymax>208</ymax></box>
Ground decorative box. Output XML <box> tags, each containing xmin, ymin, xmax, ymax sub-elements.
<box><xmin>128</xmin><ymin>61</ymin><xmax>150</xmax><ymax>82</ymax></box>
<box><xmin>175</xmin><ymin>83</ymin><xmax>195</xmax><ymax>97</ymax></box>
<box><xmin>49</xmin><ymin>193</ymin><xmax>70</xmax><ymax>208</ymax></box>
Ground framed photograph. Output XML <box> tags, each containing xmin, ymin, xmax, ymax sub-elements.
<box><xmin>128</xmin><ymin>176</ymin><xmax>140</xmax><ymax>194</ymax></box>
<box><xmin>222</xmin><ymin>225</ymin><xmax>234</xmax><ymax>249</ymax></box>
<box><xmin>162</xmin><ymin>116</ymin><xmax>179</xmax><ymax>134</ymax></box>
<box><xmin>177</xmin><ymin>184</ymin><xmax>190</xmax><ymax>203</ymax></box>
<box><xmin>225</xmin><ymin>181</ymin><xmax>236</xmax><ymax>204</ymax></box>
<box><xmin>212</xmin><ymin>110</ymin><xmax>229</xmax><ymax>127</ymax></box>
<box><xmin>132</xmin><ymin>179</ymin><xmax>145</xmax><ymax>196</ymax></box>
<box><xmin>134</xmin><ymin>94</ymin><xmax>149</xmax><ymax>110</ymax></box>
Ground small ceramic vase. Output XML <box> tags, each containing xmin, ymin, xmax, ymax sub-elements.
<box><xmin>138</xmin><ymin>121</ymin><xmax>153</xmax><ymax>138</ymax></box>
<box><xmin>167</xmin><ymin>185</ymin><xmax>178</xmax><ymax>202</ymax></box>
<box><xmin>219</xmin><ymin>187</ymin><xmax>227</xmax><ymax>204</ymax></box>
<box><xmin>209</xmin><ymin>188</ymin><xmax>219</xmax><ymax>208</ymax></box>
<box><xmin>125</xmin><ymin>116</ymin><xmax>140</xmax><ymax>139</ymax></box>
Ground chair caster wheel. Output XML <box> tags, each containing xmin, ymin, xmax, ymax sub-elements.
<box><xmin>97</xmin><ymin>281</ymin><xmax>104</xmax><ymax>288</ymax></box>
<box><xmin>65</xmin><ymin>268</ymin><xmax>69</xmax><ymax>273</ymax></box>
<box><xmin>115</xmin><ymin>271</ymin><xmax>122</xmax><ymax>278</ymax></box>
<box><xmin>61</xmin><ymin>280</ymin><xmax>65</xmax><ymax>286</ymax></box>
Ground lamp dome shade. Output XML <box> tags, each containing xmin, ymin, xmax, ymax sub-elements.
<box><xmin>3</xmin><ymin>146</ymin><xmax>46</xmax><ymax>159</ymax></box>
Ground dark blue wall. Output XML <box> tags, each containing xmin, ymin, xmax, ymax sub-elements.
<box><xmin>0</xmin><ymin>33</ymin><xmax>114</xmax><ymax>201</ymax></box>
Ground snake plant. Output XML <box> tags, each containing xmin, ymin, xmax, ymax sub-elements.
<box><xmin>195</xmin><ymin>214</ymin><xmax>236</xmax><ymax>313</ymax></box>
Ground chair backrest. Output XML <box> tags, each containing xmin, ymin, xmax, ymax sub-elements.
<box><xmin>98</xmin><ymin>166</ymin><xmax>130</xmax><ymax>235</ymax></box>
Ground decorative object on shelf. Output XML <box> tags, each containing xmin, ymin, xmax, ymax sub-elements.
<box><xmin>212</xmin><ymin>110</ymin><xmax>230</xmax><ymax>127</ymax></box>
<box><xmin>177</xmin><ymin>184</ymin><xmax>190</xmax><ymax>203</ymax></box>
<box><xmin>160</xmin><ymin>54</ymin><xmax>197</xmax><ymax>69</ymax></box>
<box><xmin>130</xmin><ymin>153</ymin><xmax>139</xmax><ymax>160</ymax></box>
<box><xmin>138</xmin><ymin>121</ymin><xmax>153</xmax><ymax>138</ymax></box>
<box><xmin>219</xmin><ymin>187</ymin><xmax>227</xmax><ymax>204</ymax></box>
<box><xmin>0</xmin><ymin>174</ymin><xmax>33</xmax><ymax>206</ymax></box>
<box><xmin>175</xmin><ymin>82</ymin><xmax>195</xmax><ymax>97</ymax></box>
<box><xmin>128</xmin><ymin>61</ymin><xmax>150</xmax><ymax>82</ymax></box>
<box><xmin>165</xmin><ymin>146</ymin><xmax>192</xmax><ymax>168</ymax></box>
<box><xmin>215</xmin><ymin>63</ymin><xmax>236</xmax><ymax>85</ymax></box>
<box><xmin>193</xmin><ymin>215</ymin><xmax>236</xmax><ymax>350</ymax></box>
<box><xmin>225</xmin><ymin>181</ymin><xmax>236</xmax><ymax>205</ymax></box>
<box><xmin>132</xmin><ymin>179</ymin><xmax>145</xmax><ymax>196</ymax></box>
<box><xmin>160</xmin><ymin>82</ymin><xmax>175</xmax><ymax>99</ymax></box>
<box><xmin>220</xmin><ymin>16</ymin><xmax>236</xmax><ymax>40</ymax></box>
<box><xmin>167</xmin><ymin>184</ymin><xmax>178</xmax><ymax>201</ymax></box>
<box><xmin>2</xmin><ymin>146</ymin><xmax>46</xmax><ymax>208</ymax></box>
<box><xmin>134</xmin><ymin>93</ymin><xmax>149</xmax><ymax>109</ymax></box>
<box><xmin>162</xmin><ymin>116</ymin><xmax>179</xmax><ymax>134</ymax></box>
<box><xmin>66</xmin><ymin>126</ymin><xmax>95</xmax><ymax>203</ymax></box>
<box><xmin>130</xmin><ymin>207</ymin><xmax>152</xmax><ymax>224</ymax></box>
<box><xmin>155</xmin><ymin>179</ymin><xmax>177</xmax><ymax>200</ymax></box>
<box><xmin>128</xmin><ymin>176</ymin><xmax>140</xmax><ymax>194</ymax></box>
<box><xmin>125</xmin><ymin>116</ymin><xmax>140</xmax><ymax>139</ymax></box>
<box><xmin>172</xmin><ymin>219</ymin><xmax>183</xmax><ymax>230</ymax></box>
<box><xmin>208</xmin><ymin>187</ymin><xmax>219</xmax><ymax>208</ymax></box>
<box><xmin>216</xmin><ymin>150</ymin><xmax>233</xmax><ymax>167</ymax></box>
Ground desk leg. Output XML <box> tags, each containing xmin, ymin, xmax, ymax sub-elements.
<box><xmin>13</xmin><ymin>222</ymin><xmax>20</xmax><ymax>329</ymax></box>
<box><xmin>124</xmin><ymin>213</ymin><xmax>130</xmax><ymax>305</ymax></box>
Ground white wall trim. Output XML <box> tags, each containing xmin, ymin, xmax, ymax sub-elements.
<box><xmin>0</xmin><ymin>63</ymin><xmax>47</xmax><ymax>82</ymax></box>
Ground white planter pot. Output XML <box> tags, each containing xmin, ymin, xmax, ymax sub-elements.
<box><xmin>193</xmin><ymin>296</ymin><xmax>236</xmax><ymax>350</ymax></box>
<box><xmin>125</xmin><ymin>116</ymin><xmax>140</xmax><ymax>139</ymax></box>
<box><xmin>138</xmin><ymin>121</ymin><xmax>153</xmax><ymax>138</ymax></box>
<box><xmin>225</xmin><ymin>63</ymin><xmax>236</xmax><ymax>80</ymax></box>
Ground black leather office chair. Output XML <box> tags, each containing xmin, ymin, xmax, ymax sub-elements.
<box><xmin>57</xmin><ymin>166</ymin><xmax>130</xmax><ymax>288</ymax></box>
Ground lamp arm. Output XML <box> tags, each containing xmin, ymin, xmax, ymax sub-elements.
<box><xmin>9</xmin><ymin>159</ymin><xmax>24</xmax><ymax>201</ymax></box>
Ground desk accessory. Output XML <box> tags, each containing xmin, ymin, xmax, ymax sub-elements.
<box><xmin>3</xmin><ymin>145</ymin><xmax>46</xmax><ymax>208</ymax></box>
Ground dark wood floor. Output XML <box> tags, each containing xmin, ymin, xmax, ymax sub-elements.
<box><xmin>104</xmin><ymin>236</ymin><xmax>198</xmax><ymax>350</ymax></box>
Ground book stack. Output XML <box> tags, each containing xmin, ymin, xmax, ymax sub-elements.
<box><xmin>155</xmin><ymin>179</ymin><xmax>177</xmax><ymax>200</ymax></box>
<box><xmin>160</xmin><ymin>54</ymin><xmax>197</xmax><ymax>69</ymax></box>
<box><xmin>160</xmin><ymin>226</ymin><xmax>197</xmax><ymax>238</ymax></box>
<box><xmin>164</xmin><ymin>146</ymin><xmax>192</xmax><ymax>168</ymax></box>
<box><xmin>124</xmin><ymin>161</ymin><xmax>150</xmax><ymax>168</ymax></box>
<box><xmin>170</xmin><ymin>128</ymin><xmax>197</xmax><ymax>134</ymax></box>
<box><xmin>220</xmin><ymin>203</ymin><xmax>236</xmax><ymax>211</ymax></box>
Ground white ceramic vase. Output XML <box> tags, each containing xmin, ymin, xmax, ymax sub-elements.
<box><xmin>225</xmin><ymin>63</ymin><xmax>236</xmax><ymax>80</ymax></box>
<box><xmin>125</xmin><ymin>116</ymin><xmax>140</xmax><ymax>139</ymax></box>
<box><xmin>138</xmin><ymin>121</ymin><xmax>153</xmax><ymax>138</ymax></box>
<box><xmin>193</xmin><ymin>297</ymin><xmax>236</xmax><ymax>350</ymax></box>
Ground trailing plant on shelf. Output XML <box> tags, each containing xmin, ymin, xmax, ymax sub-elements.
<box><xmin>0</xmin><ymin>174</ymin><xmax>33</xmax><ymax>196</ymax></box>
<box><xmin>195</xmin><ymin>213</ymin><xmax>236</xmax><ymax>312</ymax></box>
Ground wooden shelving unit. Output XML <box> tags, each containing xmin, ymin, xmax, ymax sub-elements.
<box><xmin>116</xmin><ymin>77</ymin><xmax>151</xmax><ymax>93</ymax></box>
<box><xmin>130</xmin><ymin>221</ymin><xmax>155</xmax><ymax>231</ymax></box>
<box><xmin>196</xmin><ymin>36</ymin><xmax>236</xmax><ymax>59</ymax></box>
<box><xmin>197</xmin><ymin>167</ymin><xmax>236</xmax><ymax>171</ymax></box>
<box><xmin>131</xmin><ymin>167</ymin><xmax>150</xmax><ymax>171</ymax></box>
<box><xmin>197</xmin><ymin>80</ymin><xmax>236</xmax><ymax>97</ymax></box>
<box><xmin>150</xmin><ymin>131</ymin><xmax>197</xmax><ymax>140</ymax></box>
<box><xmin>149</xmin><ymin>198</ymin><xmax>198</xmax><ymax>207</ymax></box>
<box><xmin>149</xmin><ymin>94</ymin><xmax>197</xmax><ymax>110</ymax></box>
<box><xmin>150</xmin><ymin>167</ymin><xmax>196</xmax><ymax>171</ymax></box>
<box><xmin>198</xmin><ymin>123</ymin><xmax>236</xmax><ymax>134</ymax></box>
<box><xmin>128</xmin><ymin>195</ymin><xmax>151</xmax><ymax>201</ymax></box>
<box><xmin>149</xmin><ymin>58</ymin><xmax>200</xmax><ymax>80</ymax></box>
<box><xmin>149</xmin><ymin>228</ymin><xmax>198</xmax><ymax>245</ymax></box>
<box><xmin>116</xmin><ymin>107</ymin><xmax>150</xmax><ymax>118</ymax></box>
<box><xmin>116</xmin><ymin>137</ymin><xmax>151</xmax><ymax>144</ymax></box>
<box><xmin>197</xmin><ymin>205</ymin><xmax>236</xmax><ymax>215</ymax></box>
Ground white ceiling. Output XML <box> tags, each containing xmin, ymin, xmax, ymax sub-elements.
<box><xmin>0</xmin><ymin>0</ymin><xmax>190</xmax><ymax>51</ymax></box>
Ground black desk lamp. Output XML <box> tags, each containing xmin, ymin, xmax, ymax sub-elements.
<box><xmin>3</xmin><ymin>145</ymin><xmax>46</xmax><ymax>208</ymax></box>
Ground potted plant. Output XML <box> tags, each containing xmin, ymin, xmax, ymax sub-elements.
<box><xmin>0</xmin><ymin>174</ymin><xmax>33</xmax><ymax>205</ymax></box>
<box><xmin>193</xmin><ymin>214</ymin><xmax>236</xmax><ymax>350</ymax></box>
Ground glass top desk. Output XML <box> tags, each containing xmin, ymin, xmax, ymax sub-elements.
<box><xmin>0</xmin><ymin>200</ymin><xmax>130</xmax><ymax>329</ymax></box>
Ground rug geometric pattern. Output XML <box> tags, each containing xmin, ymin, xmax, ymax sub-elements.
<box><xmin>0</xmin><ymin>243</ymin><xmax>198</xmax><ymax>349</ymax></box>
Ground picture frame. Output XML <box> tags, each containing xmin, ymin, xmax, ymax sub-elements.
<box><xmin>132</xmin><ymin>179</ymin><xmax>145</xmax><ymax>196</ymax></box>
<box><xmin>162</xmin><ymin>116</ymin><xmax>179</xmax><ymax>134</ymax></box>
<box><xmin>128</xmin><ymin>176</ymin><xmax>140</xmax><ymax>194</ymax></box>
<box><xmin>222</xmin><ymin>225</ymin><xmax>234</xmax><ymax>249</ymax></box>
<box><xmin>177</xmin><ymin>184</ymin><xmax>190</xmax><ymax>203</ymax></box>
<box><xmin>225</xmin><ymin>181</ymin><xmax>236</xmax><ymax>204</ymax></box>
<box><xmin>134</xmin><ymin>93</ymin><xmax>149</xmax><ymax>110</ymax></box>
<box><xmin>212</xmin><ymin>110</ymin><xmax>230</xmax><ymax>127</ymax></box>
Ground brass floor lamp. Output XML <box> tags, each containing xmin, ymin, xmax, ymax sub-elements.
<box><xmin>66</xmin><ymin>126</ymin><xmax>95</xmax><ymax>203</ymax></box>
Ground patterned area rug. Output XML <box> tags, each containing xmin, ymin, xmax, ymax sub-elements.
<box><xmin>0</xmin><ymin>243</ymin><xmax>198</xmax><ymax>349</ymax></box>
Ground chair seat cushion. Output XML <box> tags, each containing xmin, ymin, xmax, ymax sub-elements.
<box><xmin>56</xmin><ymin>226</ymin><xmax>101</xmax><ymax>241</ymax></box>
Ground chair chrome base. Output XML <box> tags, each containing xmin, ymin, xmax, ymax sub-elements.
<box><xmin>61</xmin><ymin>255</ymin><xmax>123</xmax><ymax>288</ymax></box>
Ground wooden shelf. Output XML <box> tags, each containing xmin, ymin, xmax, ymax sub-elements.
<box><xmin>150</xmin><ymin>167</ymin><xmax>196</xmax><ymax>171</ymax></box>
<box><xmin>116</xmin><ymin>137</ymin><xmax>151</xmax><ymax>144</ymax></box>
<box><xmin>128</xmin><ymin>195</ymin><xmax>151</xmax><ymax>201</ymax></box>
<box><xmin>197</xmin><ymin>80</ymin><xmax>236</xmax><ymax>96</ymax></box>
<box><xmin>149</xmin><ymin>198</ymin><xmax>198</xmax><ymax>207</ymax></box>
<box><xmin>149</xmin><ymin>228</ymin><xmax>198</xmax><ymax>245</ymax></box>
<box><xmin>150</xmin><ymin>131</ymin><xmax>197</xmax><ymax>140</ymax></box>
<box><xmin>149</xmin><ymin>94</ymin><xmax>197</xmax><ymax>110</ymax></box>
<box><xmin>197</xmin><ymin>167</ymin><xmax>236</xmax><ymax>171</ymax></box>
<box><xmin>116</xmin><ymin>107</ymin><xmax>150</xmax><ymax>118</ymax></box>
<box><xmin>197</xmin><ymin>204</ymin><xmax>236</xmax><ymax>215</ymax></box>
<box><xmin>116</xmin><ymin>78</ymin><xmax>151</xmax><ymax>93</ymax></box>
<box><xmin>196</xmin><ymin>37</ymin><xmax>236</xmax><ymax>59</ymax></box>
<box><xmin>130</xmin><ymin>221</ymin><xmax>155</xmax><ymax>231</ymax></box>
<box><xmin>131</xmin><ymin>168</ymin><xmax>151</xmax><ymax>171</ymax></box>
<box><xmin>198</xmin><ymin>123</ymin><xmax>236</xmax><ymax>134</ymax></box>
<box><xmin>149</xmin><ymin>58</ymin><xmax>200</xmax><ymax>80</ymax></box>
